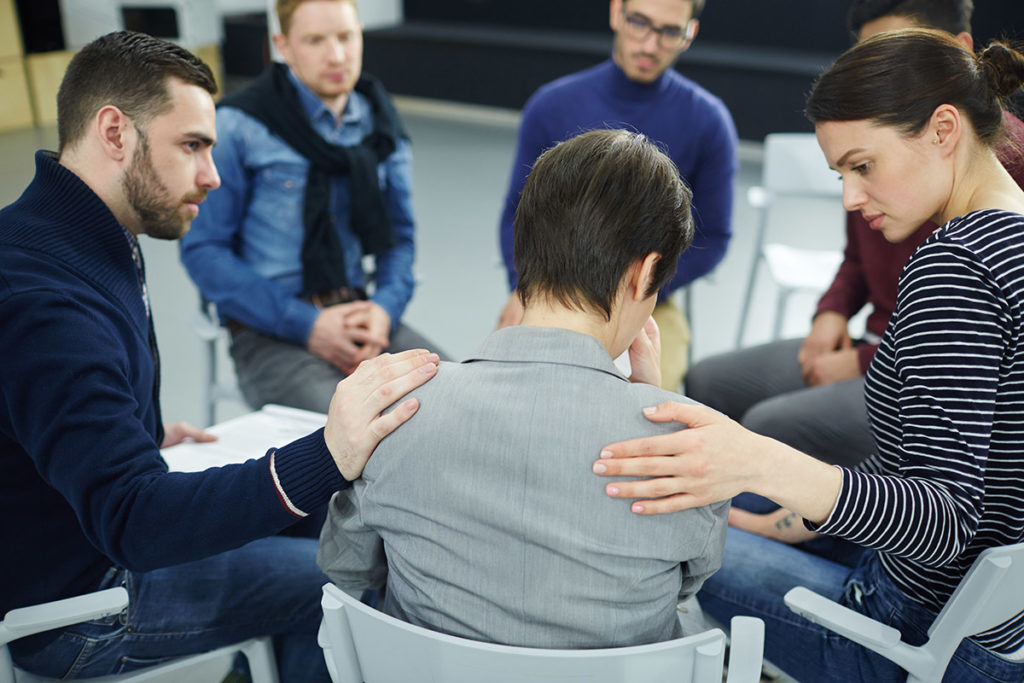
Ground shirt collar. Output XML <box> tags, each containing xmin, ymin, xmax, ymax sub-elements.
<box><xmin>286</xmin><ymin>67</ymin><xmax>363</xmax><ymax>126</ymax></box>
<box><xmin>604</xmin><ymin>57</ymin><xmax>670</xmax><ymax>103</ymax></box>
<box><xmin>465</xmin><ymin>326</ymin><xmax>627</xmax><ymax>382</ymax></box>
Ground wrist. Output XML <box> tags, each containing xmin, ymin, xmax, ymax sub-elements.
<box><xmin>750</xmin><ymin>438</ymin><xmax>842</xmax><ymax>525</ymax></box>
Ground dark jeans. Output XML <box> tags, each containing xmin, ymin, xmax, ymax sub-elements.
<box><xmin>12</xmin><ymin>537</ymin><xmax>331</xmax><ymax>682</ymax></box>
<box><xmin>699</xmin><ymin>526</ymin><xmax>1024</xmax><ymax>682</ymax></box>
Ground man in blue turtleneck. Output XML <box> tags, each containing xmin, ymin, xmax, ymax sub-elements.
<box><xmin>496</xmin><ymin>0</ymin><xmax>737</xmax><ymax>392</ymax></box>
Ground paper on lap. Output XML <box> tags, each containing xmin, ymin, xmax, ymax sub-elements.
<box><xmin>161</xmin><ymin>404</ymin><xmax>327</xmax><ymax>472</ymax></box>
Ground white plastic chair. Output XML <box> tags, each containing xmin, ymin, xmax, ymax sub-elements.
<box><xmin>784</xmin><ymin>542</ymin><xmax>1024</xmax><ymax>683</ymax></box>
<box><xmin>735</xmin><ymin>132</ymin><xmax>845</xmax><ymax>347</ymax></box>
<box><xmin>1</xmin><ymin>588</ymin><xmax>278</xmax><ymax>683</ymax></box>
<box><xmin>192</xmin><ymin>296</ymin><xmax>248</xmax><ymax>427</ymax></box>
<box><xmin>319</xmin><ymin>582</ymin><xmax>765</xmax><ymax>683</ymax></box>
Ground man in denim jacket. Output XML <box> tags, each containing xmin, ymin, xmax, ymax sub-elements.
<box><xmin>181</xmin><ymin>0</ymin><xmax>442</xmax><ymax>412</ymax></box>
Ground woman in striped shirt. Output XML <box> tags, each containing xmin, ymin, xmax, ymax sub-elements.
<box><xmin>591</xmin><ymin>29</ymin><xmax>1024</xmax><ymax>681</ymax></box>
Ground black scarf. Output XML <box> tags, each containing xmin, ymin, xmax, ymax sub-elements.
<box><xmin>219</xmin><ymin>62</ymin><xmax>405</xmax><ymax>294</ymax></box>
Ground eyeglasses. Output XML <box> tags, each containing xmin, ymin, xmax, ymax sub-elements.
<box><xmin>620</xmin><ymin>10</ymin><xmax>692</xmax><ymax>49</ymax></box>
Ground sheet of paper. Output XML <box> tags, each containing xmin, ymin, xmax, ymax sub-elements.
<box><xmin>161</xmin><ymin>405</ymin><xmax>327</xmax><ymax>472</ymax></box>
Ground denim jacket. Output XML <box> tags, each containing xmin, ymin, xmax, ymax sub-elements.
<box><xmin>180</xmin><ymin>69</ymin><xmax>416</xmax><ymax>345</ymax></box>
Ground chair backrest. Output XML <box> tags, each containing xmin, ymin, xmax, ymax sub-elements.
<box><xmin>926</xmin><ymin>541</ymin><xmax>1024</xmax><ymax>659</ymax></box>
<box><xmin>761</xmin><ymin>132</ymin><xmax>842</xmax><ymax>199</ymax></box>
<box><xmin>319</xmin><ymin>583</ymin><xmax>728</xmax><ymax>683</ymax></box>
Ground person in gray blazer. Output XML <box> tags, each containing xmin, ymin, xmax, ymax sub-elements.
<box><xmin>317</xmin><ymin>128</ymin><xmax>728</xmax><ymax>649</ymax></box>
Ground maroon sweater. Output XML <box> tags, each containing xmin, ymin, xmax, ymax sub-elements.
<box><xmin>816</xmin><ymin>111</ymin><xmax>1024</xmax><ymax>373</ymax></box>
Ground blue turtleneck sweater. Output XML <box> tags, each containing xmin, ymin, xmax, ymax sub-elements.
<box><xmin>0</xmin><ymin>151</ymin><xmax>346</xmax><ymax>618</ymax></box>
<box><xmin>499</xmin><ymin>58</ymin><xmax>738</xmax><ymax>298</ymax></box>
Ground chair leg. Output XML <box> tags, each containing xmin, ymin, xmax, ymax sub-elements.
<box><xmin>772</xmin><ymin>288</ymin><xmax>792</xmax><ymax>341</ymax></box>
<box><xmin>239</xmin><ymin>637</ymin><xmax>279</xmax><ymax>683</ymax></box>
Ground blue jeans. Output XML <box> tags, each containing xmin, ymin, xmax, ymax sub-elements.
<box><xmin>11</xmin><ymin>537</ymin><xmax>330</xmax><ymax>682</ymax></box>
<box><xmin>700</xmin><ymin>527</ymin><xmax>1024</xmax><ymax>682</ymax></box>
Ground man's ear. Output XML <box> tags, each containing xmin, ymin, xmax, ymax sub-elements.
<box><xmin>94</xmin><ymin>105</ymin><xmax>135</xmax><ymax>163</ymax></box>
<box><xmin>632</xmin><ymin>252</ymin><xmax>662</xmax><ymax>301</ymax></box>
<box><xmin>609</xmin><ymin>0</ymin><xmax>624</xmax><ymax>32</ymax></box>
<box><xmin>271</xmin><ymin>32</ymin><xmax>290</xmax><ymax>64</ymax></box>
<box><xmin>680</xmin><ymin>19</ymin><xmax>699</xmax><ymax>51</ymax></box>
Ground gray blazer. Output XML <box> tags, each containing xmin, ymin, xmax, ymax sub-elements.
<box><xmin>318</xmin><ymin>326</ymin><xmax>728</xmax><ymax>649</ymax></box>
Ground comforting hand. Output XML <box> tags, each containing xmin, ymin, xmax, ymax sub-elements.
<box><xmin>592</xmin><ymin>401</ymin><xmax>843</xmax><ymax>522</ymax></box>
<box><xmin>308</xmin><ymin>301</ymin><xmax>383</xmax><ymax>374</ymax></box>
<box><xmin>798</xmin><ymin>311</ymin><xmax>851</xmax><ymax>380</ymax></box>
<box><xmin>591</xmin><ymin>401</ymin><xmax>770</xmax><ymax>514</ymax></box>
<box><xmin>628</xmin><ymin>316</ymin><xmax>662</xmax><ymax>386</ymax></box>
<box><xmin>161</xmin><ymin>422</ymin><xmax>217</xmax><ymax>448</ymax></box>
<box><xmin>728</xmin><ymin>507</ymin><xmax>819</xmax><ymax>544</ymax></box>
<box><xmin>802</xmin><ymin>348</ymin><xmax>861</xmax><ymax>386</ymax></box>
<box><xmin>323</xmin><ymin>349</ymin><xmax>440</xmax><ymax>480</ymax></box>
<box><xmin>496</xmin><ymin>293</ymin><xmax>524</xmax><ymax>329</ymax></box>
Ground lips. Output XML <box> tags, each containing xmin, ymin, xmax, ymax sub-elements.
<box><xmin>864</xmin><ymin>213</ymin><xmax>885</xmax><ymax>230</ymax></box>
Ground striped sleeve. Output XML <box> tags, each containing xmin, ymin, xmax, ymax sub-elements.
<box><xmin>815</xmin><ymin>238</ymin><xmax>1004</xmax><ymax>564</ymax></box>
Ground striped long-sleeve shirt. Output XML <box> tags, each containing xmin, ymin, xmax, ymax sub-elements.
<box><xmin>815</xmin><ymin>209</ymin><xmax>1024</xmax><ymax>656</ymax></box>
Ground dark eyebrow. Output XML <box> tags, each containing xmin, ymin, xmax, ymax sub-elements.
<box><xmin>834</xmin><ymin>148</ymin><xmax>865</xmax><ymax>169</ymax></box>
<box><xmin>185</xmin><ymin>132</ymin><xmax>216</xmax><ymax>148</ymax></box>
<box><xmin>627</xmin><ymin>10</ymin><xmax>684</xmax><ymax>31</ymax></box>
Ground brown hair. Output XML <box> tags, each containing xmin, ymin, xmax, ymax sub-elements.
<box><xmin>277</xmin><ymin>0</ymin><xmax>357</xmax><ymax>36</ymax></box>
<box><xmin>806</xmin><ymin>28</ymin><xmax>1024</xmax><ymax>148</ymax></box>
<box><xmin>514</xmin><ymin>129</ymin><xmax>693</xmax><ymax>319</ymax></box>
<box><xmin>57</xmin><ymin>31</ymin><xmax>216</xmax><ymax>152</ymax></box>
<box><xmin>847</xmin><ymin>0</ymin><xmax>973</xmax><ymax>37</ymax></box>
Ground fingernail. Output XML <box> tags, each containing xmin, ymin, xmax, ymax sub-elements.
<box><xmin>607</xmin><ymin>485</ymin><xmax>619</xmax><ymax>496</ymax></box>
<box><xmin>599</xmin><ymin>449</ymin><xmax>613</xmax><ymax>459</ymax></box>
<box><xmin>643</xmin><ymin>406</ymin><xmax>656</xmax><ymax>416</ymax></box>
<box><xmin>421</xmin><ymin>363</ymin><xmax>436</xmax><ymax>374</ymax></box>
<box><xmin>592</xmin><ymin>462</ymin><xmax>606</xmax><ymax>474</ymax></box>
<box><xmin>632</xmin><ymin>503</ymin><xmax>645</xmax><ymax>513</ymax></box>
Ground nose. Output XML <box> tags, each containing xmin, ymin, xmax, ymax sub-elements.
<box><xmin>328</xmin><ymin>36</ymin><xmax>346</xmax><ymax>63</ymax></box>
<box><xmin>641</xmin><ymin>30</ymin><xmax>661</xmax><ymax>52</ymax></box>
<box><xmin>199</xmin><ymin>153</ymin><xmax>220</xmax><ymax>191</ymax></box>
<box><xmin>841</xmin><ymin>176</ymin><xmax>864</xmax><ymax>212</ymax></box>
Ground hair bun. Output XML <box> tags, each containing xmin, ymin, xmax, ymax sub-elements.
<box><xmin>979</xmin><ymin>41</ymin><xmax>1024</xmax><ymax>100</ymax></box>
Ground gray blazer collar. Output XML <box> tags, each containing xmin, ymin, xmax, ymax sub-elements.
<box><xmin>465</xmin><ymin>326</ymin><xmax>627</xmax><ymax>382</ymax></box>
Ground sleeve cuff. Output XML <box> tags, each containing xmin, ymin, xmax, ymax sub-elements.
<box><xmin>269</xmin><ymin>428</ymin><xmax>348</xmax><ymax>517</ymax></box>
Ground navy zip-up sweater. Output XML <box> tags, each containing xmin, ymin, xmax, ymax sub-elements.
<box><xmin>0</xmin><ymin>151</ymin><xmax>346</xmax><ymax>616</ymax></box>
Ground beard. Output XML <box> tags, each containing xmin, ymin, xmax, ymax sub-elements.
<box><xmin>122</xmin><ymin>133</ymin><xmax>200</xmax><ymax>240</ymax></box>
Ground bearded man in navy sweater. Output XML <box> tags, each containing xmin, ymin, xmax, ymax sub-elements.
<box><xmin>496</xmin><ymin>0</ymin><xmax>738</xmax><ymax>392</ymax></box>
<box><xmin>0</xmin><ymin>31</ymin><xmax>437</xmax><ymax>681</ymax></box>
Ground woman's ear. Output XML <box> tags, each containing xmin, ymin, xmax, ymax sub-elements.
<box><xmin>632</xmin><ymin>252</ymin><xmax>662</xmax><ymax>301</ymax></box>
<box><xmin>930</xmin><ymin>103</ymin><xmax>962</xmax><ymax>156</ymax></box>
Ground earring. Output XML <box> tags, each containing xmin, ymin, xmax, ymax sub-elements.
<box><xmin>932</xmin><ymin>138</ymin><xmax>939</xmax><ymax>145</ymax></box>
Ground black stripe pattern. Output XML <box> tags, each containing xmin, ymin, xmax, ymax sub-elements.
<box><xmin>816</xmin><ymin>210</ymin><xmax>1024</xmax><ymax>655</ymax></box>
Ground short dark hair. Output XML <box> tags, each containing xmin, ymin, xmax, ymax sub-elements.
<box><xmin>57</xmin><ymin>31</ymin><xmax>217</xmax><ymax>152</ymax></box>
<box><xmin>806</xmin><ymin>29</ymin><xmax>1024</xmax><ymax>149</ymax></box>
<box><xmin>847</xmin><ymin>0</ymin><xmax>973</xmax><ymax>37</ymax></box>
<box><xmin>623</xmin><ymin>0</ymin><xmax>705</xmax><ymax>20</ymax></box>
<box><xmin>514</xmin><ymin>129</ymin><xmax>693</xmax><ymax>320</ymax></box>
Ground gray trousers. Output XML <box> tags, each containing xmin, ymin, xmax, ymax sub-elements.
<box><xmin>230</xmin><ymin>323</ymin><xmax>445</xmax><ymax>414</ymax></box>
<box><xmin>684</xmin><ymin>339</ymin><xmax>875</xmax><ymax>468</ymax></box>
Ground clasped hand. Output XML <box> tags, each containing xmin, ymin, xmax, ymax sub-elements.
<box><xmin>309</xmin><ymin>301</ymin><xmax>392</xmax><ymax>374</ymax></box>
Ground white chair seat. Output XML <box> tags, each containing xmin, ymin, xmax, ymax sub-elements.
<box><xmin>763</xmin><ymin>244</ymin><xmax>844</xmax><ymax>291</ymax></box>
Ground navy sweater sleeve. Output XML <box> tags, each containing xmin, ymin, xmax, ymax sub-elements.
<box><xmin>0</xmin><ymin>286</ymin><xmax>346</xmax><ymax>574</ymax></box>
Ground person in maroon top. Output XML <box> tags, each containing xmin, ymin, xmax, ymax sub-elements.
<box><xmin>685</xmin><ymin>0</ymin><xmax>1024</xmax><ymax>467</ymax></box>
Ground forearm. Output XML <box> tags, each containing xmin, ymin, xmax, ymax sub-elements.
<box><xmin>747</xmin><ymin>435</ymin><xmax>843</xmax><ymax>525</ymax></box>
